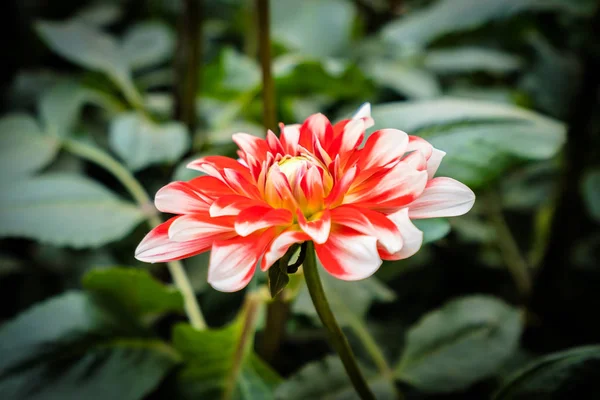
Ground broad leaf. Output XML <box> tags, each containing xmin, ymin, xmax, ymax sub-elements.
<box><xmin>83</xmin><ymin>267</ymin><xmax>185</xmax><ymax>319</ymax></box>
<box><xmin>293</xmin><ymin>267</ymin><xmax>395</xmax><ymax>326</ymax></box>
<box><xmin>424</xmin><ymin>47</ymin><xmax>523</xmax><ymax>75</ymax></box>
<box><xmin>381</xmin><ymin>0</ymin><xmax>597</xmax><ymax>48</ymax></box>
<box><xmin>173</xmin><ymin>298</ymin><xmax>281</xmax><ymax>399</ymax></box>
<box><xmin>275</xmin><ymin>356</ymin><xmax>395</xmax><ymax>400</ymax></box>
<box><xmin>0</xmin><ymin>340</ymin><xmax>178</xmax><ymax>400</ymax></box>
<box><xmin>120</xmin><ymin>22</ymin><xmax>175</xmax><ymax>70</ymax></box>
<box><xmin>395</xmin><ymin>295</ymin><xmax>522</xmax><ymax>392</ymax></box>
<box><xmin>38</xmin><ymin>82</ymin><xmax>88</xmax><ymax>138</ymax></box>
<box><xmin>109</xmin><ymin>112</ymin><xmax>190</xmax><ymax>171</ymax></box>
<box><xmin>72</xmin><ymin>3</ymin><xmax>122</xmax><ymax>27</ymax></box>
<box><xmin>203</xmin><ymin>48</ymin><xmax>261</xmax><ymax>98</ymax></box>
<box><xmin>0</xmin><ymin>114</ymin><xmax>59</xmax><ymax>182</ymax></box>
<box><xmin>371</xmin><ymin>98</ymin><xmax>567</xmax><ymax>187</ymax></box>
<box><xmin>271</xmin><ymin>0</ymin><xmax>356</xmax><ymax>57</ymax></box>
<box><xmin>362</xmin><ymin>60</ymin><xmax>441</xmax><ymax>99</ymax></box>
<box><xmin>0</xmin><ymin>173</ymin><xmax>144</xmax><ymax>248</ymax></box>
<box><xmin>582</xmin><ymin>169</ymin><xmax>600</xmax><ymax>222</ymax></box>
<box><xmin>494</xmin><ymin>346</ymin><xmax>600</xmax><ymax>399</ymax></box>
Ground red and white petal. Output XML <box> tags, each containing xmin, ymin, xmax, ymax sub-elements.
<box><xmin>222</xmin><ymin>168</ymin><xmax>261</xmax><ymax>199</ymax></box>
<box><xmin>168</xmin><ymin>213</ymin><xmax>235</xmax><ymax>242</ymax></box>
<box><xmin>187</xmin><ymin>155</ymin><xmax>253</xmax><ymax>182</ymax></box>
<box><xmin>260</xmin><ymin>229</ymin><xmax>310</xmax><ymax>271</ymax></box>
<box><xmin>402</xmin><ymin>150</ymin><xmax>427</xmax><ymax>172</ymax></box>
<box><xmin>325</xmin><ymin>165</ymin><xmax>358</xmax><ymax>207</ymax></box>
<box><xmin>315</xmin><ymin>226</ymin><xmax>382</xmax><ymax>281</ymax></box>
<box><xmin>380</xmin><ymin>208</ymin><xmax>423</xmax><ymax>260</ymax></box>
<box><xmin>280</xmin><ymin>123</ymin><xmax>300</xmax><ymax>155</ymax></box>
<box><xmin>208</xmin><ymin>229</ymin><xmax>276</xmax><ymax>292</ymax></box>
<box><xmin>426</xmin><ymin>148</ymin><xmax>446</xmax><ymax>179</ymax></box>
<box><xmin>235</xmin><ymin>205</ymin><xmax>293</xmax><ymax>237</ymax></box>
<box><xmin>352</xmin><ymin>102</ymin><xmax>371</xmax><ymax>120</ymax></box>
<box><xmin>328</xmin><ymin>118</ymin><xmax>365</xmax><ymax>159</ymax></box>
<box><xmin>135</xmin><ymin>217</ymin><xmax>214</xmax><ymax>263</ymax></box>
<box><xmin>232</xmin><ymin>133</ymin><xmax>270</xmax><ymax>166</ymax></box>
<box><xmin>408</xmin><ymin>177</ymin><xmax>475</xmax><ymax>219</ymax></box>
<box><xmin>187</xmin><ymin>175</ymin><xmax>235</xmax><ymax>201</ymax></box>
<box><xmin>358</xmin><ymin>129</ymin><xmax>409</xmax><ymax>170</ymax></box>
<box><xmin>154</xmin><ymin>181</ymin><xmax>210</xmax><ymax>214</ymax></box>
<box><xmin>297</xmin><ymin>208</ymin><xmax>331</xmax><ymax>244</ymax></box>
<box><xmin>264</xmin><ymin>164</ymin><xmax>299</xmax><ymax>210</ymax></box>
<box><xmin>209</xmin><ymin>195</ymin><xmax>265</xmax><ymax>217</ymax></box>
<box><xmin>266</xmin><ymin>130</ymin><xmax>285</xmax><ymax>155</ymax></box>
<box><xmin>300</xmin><ymin>165</ymin><xmax>325</xmax><ymax>210</ymax></box>
<box><xmin>299</xmin><ymin>113</ymin><xmax>334</xmax><ymax>151</ymax></box>
<box><xmin>330</xmin><ymin>205</ymin><xmax>403</xmax><ymax>254</ymax></box>
<box><xmin>406</xmin><ymin>136</ymin><xmax>433</xmax><ymax>160</ymax></box>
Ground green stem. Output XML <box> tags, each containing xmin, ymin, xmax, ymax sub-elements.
<box><xmin>256</xmin><ymin>0</ymin><xmax>277</xmax><ymax>132</ymax></box>
<box><xmin>346</xmin><ymin>315</ymin><xmax>394</xmax><ymax>381</ymax></box>
<box><xmin>484</xmin><ymin>190</ymin><xmax>532</xmax><ymax>301</ymax></box>
<box><xmin>303</xmin><ymin>242</ymin><xmax>376</xmax><ymax>400</ymax></box>
<box><xmin>63</xmin><ymin>138</ymin><xmax>207</xmax><ymax>330</ymax></box>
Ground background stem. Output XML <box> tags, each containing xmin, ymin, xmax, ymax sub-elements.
<box><xmin>174</xmin><ymin>0</ymin><xmax>202</xmax><ymax>132</ymax></box>
<box><xmin>303</xmin><ymin>242</ymin><xmax>376</xmax><ymax>400</ymax></box>
<box><xmin>63</xmin><ymin>139</ymin><xmax>207</xmax><ymax>330</ymax></box>
<box><xmin>256</xmin><ymin>0</ymin><xmax>277</xmax><ymax>132</ymax></box>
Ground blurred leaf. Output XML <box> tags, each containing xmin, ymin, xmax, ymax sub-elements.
<box><xmin>582</xmin><ymin>169</ymin><xmax>600</xmax><ymax>222</ymax></box>
<box><xmin>0</xmin><ymin>173</ymin><xmax>144</xmax><ymax>248</ymax></box>
<box><xmin>271</xmin><ymin>0</ymin><xmax>356</xmax><ymax>57</ymax></box>
<box><xmin>446</xmin><ymin>86</ymin><xmax>522</xmax><ymax>105</ymax></box>
<box><xmin>268</xmin><ymin>262</ymin><xmax>290</xmax><ymax>298</ymax></box>
<box><xmin>72</xmin><ymin>3</ymin><xmax>122</xmax><ymax>27</ymax></box>
<box><xmin>451</xmin><ymin>215</ymin><xmax>497</xmax><ymax>244</ymax></box>
<box><xmin>173</xmin><ymin>300</ymin><xmax>281</xmax><ymax>399</ymax></box>
<box><xmin>38</xmin><ymin>82</ymin><xmax>88</xmax><ymax>138</ymax></box>
<box><xmin>9</xmin><ymin>70</ymin><xmax>64</xmax><ymax>107</ymax></box>
<box><xmin>362</xmin><ymin>60</ymin><xmax>441</xmax><ymax>99</ymax></box>
<box><xmin>395</xmin><ymin>295</ymin><xmax>522</xmax><ymax>392</ymax></box>
<box><xmin>36</xmin><ymin>20</ymin><xmax>128</xmax><ymax>79</ymax></box>
<box><xmin>109</xmin><ymin>112</ymin><xmax>190</xmax><ymax>171</ymax></box>
<box><xmin>293</xmin><ymin>268</ymin><xmax>395</xmax><ymax>326</ymax></box>
<box><xmin>494</xmin><ymin>346</ymin><xmax>600</xmax><ymax>399</ymax></box>
<box><xmin>424</xmin><ymin>47</ymin><xmax>522</xmax><ymax>75</ymax></box>
<box><xmin>371</xmin><ymin>98</ymin><xmax>567</xmax><ymax>187</ymax></box>
<box><xmin>0</xmin><ymin>291</ymin><xmax>118</xmax><ymax>373</ymax></box>
<box><xmin>203</xmin><ymin>48</ymin><xmax>260</xmax><ymax>97</ymax></box>
<box><xmin>413</xmin><ymin>218</ymin><xmax>451</xmax><ymax>244</ymax></box>
<box><xmin>275</xmin><ymin>356</ymin><xmax>395</xmax><ymax>400</ymax></box>
<box><xmin>120</xmin><ymin>22</ymin><xmax>175</xmax><ymax>70</ymax></box>
<box><xmin>0</xmin><ymin>340</ymin><xmax>178</xmax><ymax>400</ymax></box>
<box><xmin>83</xmin><ymin>267</ymin><xmax>185</xmax><ymax>319</ymax></box>
<box><xmin>501</xmin><ymin>162</ymin><xmax>557</xmax><ymax>210</ymax></box>
<box><xmin>382</xmin><ymin>0</ymin><xmax>597</xmax><ymax>48</ymax></box>
<box><xmin>0</xmin><ymin>114</ymin><xmax>59</xmax><ymax>183</ymax></box>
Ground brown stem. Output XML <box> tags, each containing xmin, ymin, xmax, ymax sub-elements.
<box><xmin>256</xmin><ymin>0</ymin><xmax>277</xmax><ymax>132</ymax></box>
<box><xmin>174</xmin><ymin>0</ymin><xmax>202</xmax><ymax>132</ymax></box>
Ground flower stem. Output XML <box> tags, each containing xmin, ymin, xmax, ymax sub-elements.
<box><xmin>256</xmin><ymin>0</ymin><xmax>277</xmax><ymax>132</ymax></box>
<box><xmin>303</xmin><ymin>242</ymin><xmax>376</xmax><ymax>400</ymax></box>
<box><xmin>63</xmin><ymin>138</ymin><xmax>207</xmax><ymax>330</ymax></box>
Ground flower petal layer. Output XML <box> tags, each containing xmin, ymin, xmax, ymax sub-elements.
<box><xmin>235</xmin><ymin>206</ymin><xmax>293</xmax><ymax>236</ymax></box>
<box><xmin>260</xmin><ymin>229</ymin><xmax>310</xmax><ymax>271</ymax></box>
<box><xmin>408</xmin><ymin>177</ymin><xmax>476</xmax><ymax>219</ymax></box>
<box><xmin>380</xmin><ymin>208</ymin><xmax>423</xmax><ymax>260</ymax></box>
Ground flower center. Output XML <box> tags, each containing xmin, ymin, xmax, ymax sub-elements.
<box><xmin>278</xmin><ymin>156</ymin><xmax>311</xmax><ymax>188</ymax></box>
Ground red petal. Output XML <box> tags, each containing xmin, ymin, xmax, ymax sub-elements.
<box><xmin>209</xmin><ymin>195</ymin><xmax>265</xmax><ymax>217</ymax></box>
<box><xmin>235</xmin><ymin>205</ymin><xmax>293</xmax><ymax>236</ymax></box>
<box><xmin>168</xmin><ymin>213</ymin><xmax>236</xmax><ymax>242</ymax></box>
<box><xmin>260</xmin><ymin>228</ymin><xmax>310</xmax><ymax>271</ymax></box>
<box><xmin>280</xmin><ymin>123</ymin><xmax>300</xmax><ymax>155</ymax></box>
<box><xmin>297</xmin><ymin>208</ymin><xmax>331</xmax><ymax>244</ymax></box>
<box><xmin>358</xmin><ymin>129</ymin><xmax>408</xmax><ymax>170</ymax></box>
<box><xmin>232</xmin><ymin>133</ymin><xmax>271</xmax><ymax>167</ymax></box>
<box><xmin>187</xmin><ymin>156</ymin><xmax>253</xmax><ymax>182</ymax></box>
<box><xmin>315</xmin><ymin>226</ymin><xmax>382</xmax><ymax>280</ymax></box>
<box><xmin>154</xmin><ymin>181</ymin><xmax>210</xmax><ymax>214</ymax></box>
<box><xmin>380</xmin><ymin>208</ymin><xmax>423</xmax><ymax>260</ymax></box>
<box><xmin>299</xmin><ymin>113</ymin><xmax>334</xmax><ymax>152</ymax></box>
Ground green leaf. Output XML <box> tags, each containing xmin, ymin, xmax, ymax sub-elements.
<box><xmin>293</xmin><ymin>267</ymin><xmax>395</xmax><ymax>326</ymax></box>
<box><xmin>0</xmin><ymin>291</ymin><xmax>118</xmax><ymax>374</ymax></box>
<box><xmin>424</xmin><ymin>47</ymin><xmax>523</xmax><ymax>75</ymax></box>
<box><xmin>275</xmin><ymin>356</ymin><xmax>396</xmax><ymax>400</ymax></box>
<box><xmin>362</xmin><ymin>60</ymin><xmax>441</xmax><ymax>99</ymax></box>
<box><xmin>413</xmin><ymin>218</ymin><xmax>451</xmax><ymax>244</ymax></box>
<box><xmin>0</xmin><ymin>173</ymin><xmax>144</xmax><ymax>248</ymax></box>
<box><xmin>0</xmin><ymin>114</ymin><xmax>59</xmax><ymax>183</ymax></box>
<box><xmin>35</xmin><ymin>20</ymin><xmax>127</xmax><ymax>78</ymax></box>
<box><xmin>395</xmin><ymin>295</ymin><xmax>522</xmax><ymax>393</ymax></box>
<box><xmin>38</xmin><ymin>82</ymin><xmax>88</xmax><ymax>138</ymax></box>
<box><xmin>71</xmin><ymin>3</ymin><xmax>122</xmax><ymax>27</ymax></box>
<box><xmin>120</xmin><ymin>22</ymin><xmax>175</xmax><ymax>70</ymax></box>
<box><xmin>494</xmin><ymin>346</ymin><xmax>600</xmax><ymax>399</ymax></box>
<box><xmin>371</xmin><ymin>98</ymin><xmax>567</xmax><ymax>187</ymax></box>
<box><xmin>582</xmin><ymin>169</ymin><xmax>600</xmax><ymax>222</ymax></box>
<box><xmin>271</xmin><ymin>0</ymin><xmax>356</xmax><ymax>57</ymax></box>
<box><xmin>83</xmin><ymin>267</ymin><xmax>185</xmax><ymax>319</ymax></box>
<box><xmin>381</xmin><ymin>0</ymin><xmax>597</xmax><ymax>48</ymax></box>
<box><xmin>173</xmin><ymin>299</ymin><xmax>281</xmax><ymax>399</ymax></box>
<box><xmin>268</xmin><ymin>262</ymin><xmax>290</xmax><ymax>298</ymax></box>
<box><xmin>203</xmin><ymin>48</ymin><xmax>261</xmax><ymax>98</ymax></box>
<box><xmin>109</xmin><ymin>112</ymin><xmax>190</xmax><ymax>171</ymax></box>
<box><xmin>0</xmin><ymin>340</ymin><xmax>179</xmax><ymax>400</ymax></box>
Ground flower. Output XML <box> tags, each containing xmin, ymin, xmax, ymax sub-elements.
<box><xmin>135</xmin><ymin>103</ymin><xmax>475</xmax><ymax>292</ymax></box>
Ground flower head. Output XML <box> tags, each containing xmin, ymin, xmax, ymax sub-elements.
<box><xmin>135</xmin><ymin>103</ymin><xmax>475</xmax><ymax>292</ymax></box>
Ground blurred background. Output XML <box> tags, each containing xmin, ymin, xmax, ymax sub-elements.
<box><xmin>1</xmin><ymin>0</ymin><xmax>599</xmax><ymax>399</ymax></box>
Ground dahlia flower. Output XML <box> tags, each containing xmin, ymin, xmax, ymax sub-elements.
<box><xmin>135</xmin><ymin>104</ymin><xmax>475</xmax><ymax>292</ymax></box>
